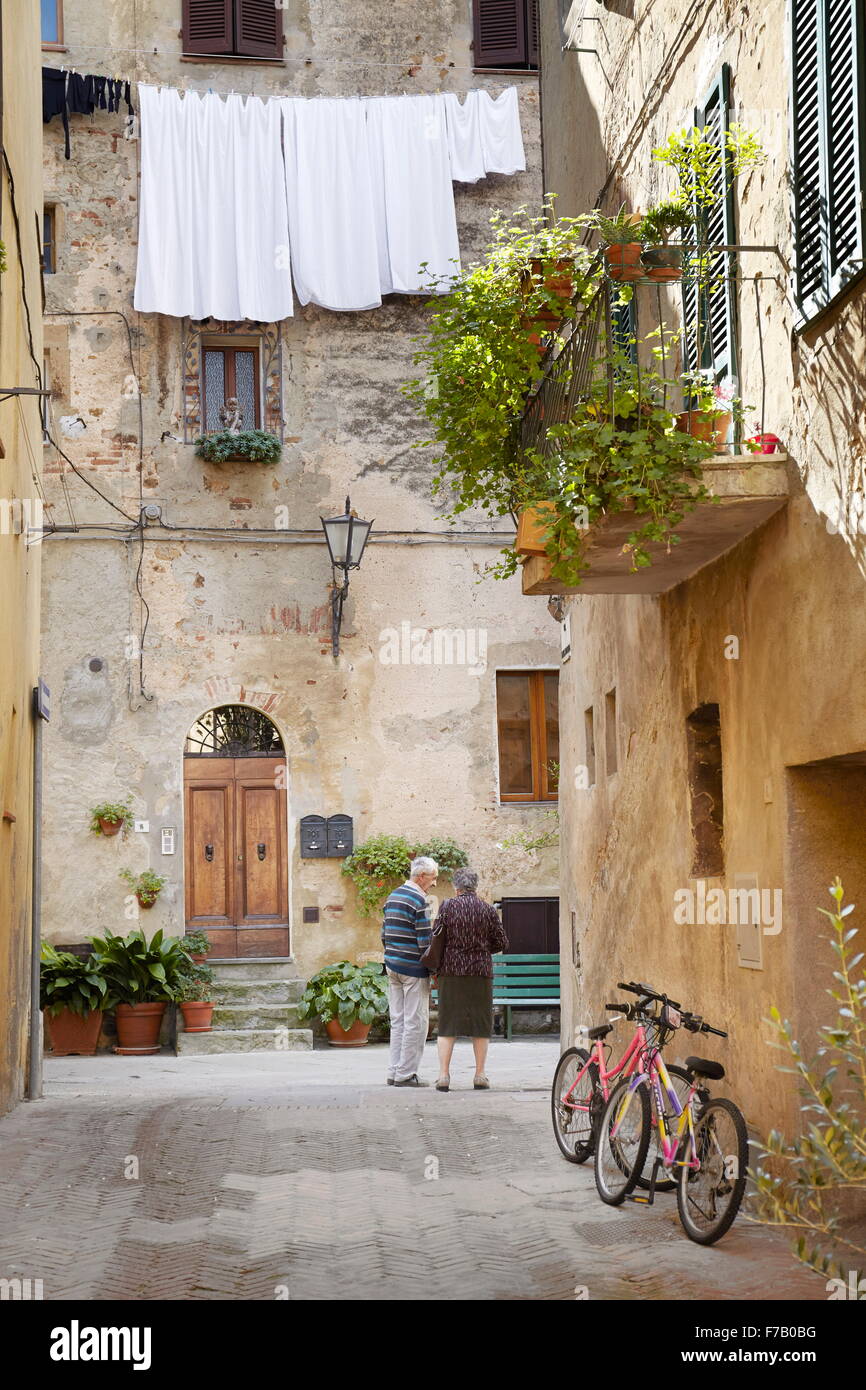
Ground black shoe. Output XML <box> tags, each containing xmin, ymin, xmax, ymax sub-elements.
<box><xmin>394</xmin><ymin>1074</ymin><xmax>428</xmax><ymax>1087</ymax></box>
<box><xmin>387</xmin><ymin>1077</ymin><xmax>395</xmax><ymax>1085</ymax></box>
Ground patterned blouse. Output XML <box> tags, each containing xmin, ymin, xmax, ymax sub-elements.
<box><xmin>434</xmin><ymin>892</ymin><xmax>509</xmax><ymax>977</ymax></box>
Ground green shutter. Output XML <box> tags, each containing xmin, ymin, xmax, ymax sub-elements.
<box><xmin>682</xmin><ymin>64</ymin><xmax>738</xmax><ymax>387</ymax></box>
<box><xmin>791</xmin><ymin>0</ymin><xmax>866</xmax><ymax>321</ymax></box>
<box><xmin>610</xmin><ymin>289</ymin><xmax>637</xmax><ymax>365</ymax></box>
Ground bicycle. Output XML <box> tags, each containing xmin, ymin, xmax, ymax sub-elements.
<box><xmin>594</xmin><ymin>981</ymin><xmax>748</xmax><ymax>1245</ymax></box>
<box><xmin>551</xmin><ymin>987</ymin><xmax>693</xmax><ymax>1193</ymax></box>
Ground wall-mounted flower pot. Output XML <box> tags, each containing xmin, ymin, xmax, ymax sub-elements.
<box><xmin>135</xmin><ymin>892</ymin><xmax>158</xmax><ymax>910</ymax></box>
<box><xmin>641</xmin><ymin>245</ymin><xmax>683</xmax><ymax>282</ymax></box>
<box><xmin>179</xmin><ymin>1001</ymin><xmax>214</xmax><ymax>1033</ymax></box>
<box><xmin>97</xmin><ymin>817</ymin><xmax>124</xmax><ymax>837</ymax></box>
<box><xmin>748</xmin><ymin>432</ymin><xmax>781</xmax><ymax>454</ymax></box>
<box><xmin>324</xmin><ymin>1018</ymin><xmax>371</xmax><ymax>1047</ymax></box>
<box><xmin>45</xmin><ymin>1008</ymin><xmax>103</xmax><ymax>1057</ymax></box>
<box><xmin>677</xmin><ymin>410</ymin><xmax>732</xmax><ymax>446</ymax></box>
<box><xmin>516</xmin><ymin>504</ymin><xmax>559</xmax><ymax>556</ymax></box>
<box><xmin>603</xmin><ymin>243</ymin><xmax>643</xmax><ymax>282</ymax></box>
<box><xmin>114</xmin><ymin>1001</ymin><xmax>166</xmax><ymax>1054</ymax></box>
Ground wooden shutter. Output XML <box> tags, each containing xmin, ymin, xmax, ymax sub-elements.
<box><xmin>791</xmin><ymin>0</ymin><xmax>866</xmax><ymax>321</ymax></box>
<box><xmin>234</xmin><ymin>0</ymin><xmax>282</xmax><ymax>59</ymax></box>
<box><xmin>474</xmin><ymin>0</ymin><xmax>527</xmax><ymax>67</ymax></box>
<box><xmin>528</xmin><ymin>0</ymin><xmax>540</xmax><ymax>65</ymax></box>
<box><xmin>182</xmin><ymin>0</ymin><xmax>233</xmax><ymax>55</ymax></box>
<box><xmin>683</xmin><ymin>64</ymin><xmax>737</xmax><ymax>387</ymax></box>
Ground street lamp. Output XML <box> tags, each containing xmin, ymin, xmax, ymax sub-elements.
<box><xmin>320</xmin><ymin>496</ymin><xmax>373</xmax><ymax>658</ymax></box>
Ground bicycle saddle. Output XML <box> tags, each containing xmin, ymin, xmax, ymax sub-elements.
<box><xmin>587</xmin><ymin>1023</ymin><xmax>613</xmax><ymax>1040</ymax></box>
<box><xmin>685</xmin><ymin>1055</ymin><xmax>725</xmax><ymax>1081</ymax></box>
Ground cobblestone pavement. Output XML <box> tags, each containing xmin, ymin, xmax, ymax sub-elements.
<box><xmin>0</xmin><ymin>1042</ymin><xmax>823</xmax><ymax>1301</ymax></box>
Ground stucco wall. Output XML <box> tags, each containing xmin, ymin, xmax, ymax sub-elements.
<box><xmin>39</xmin><ymin>2</ymin><xmax>560</xmax><ymax>977</ymax></box>
<box><xmin>0</xmin><ymin>0</ymin><xmax>43</xmax><ymax>1114</ymax></box>
<box><xmin>541</xmin><ymin>0</ymin><xmax>866</xmax><ymax>1134</ymax></box>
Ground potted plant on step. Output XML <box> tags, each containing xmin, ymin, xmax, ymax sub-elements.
<box><xmin>89</xmin><ymin>798</ymin><xmax>134</xmax><ymax>839</ymax></box>
<box><xmin>89</xmin><ymin>927</ymin><xmax>190</xmax><ymax>1054</ymax></box>
<box><xmin>40</xmin><ymin>943</ymin><xmax>107</xmax><ymax>1056</ymax></box>
<box><xmin>590</xmin><ymin>207</ymin><xmax>644</xmax><ymax>283</ymax></box>
<box><xmin>640</xmin><ymin>199</ymin><xmax>693</xmax><ymax>282</ymax></box>
<box><xmin>297</xmin><ymin>960</ymin><xmax>389</xmax><ymax>1047</ymax></box>
<box><xmin>676</xmin><ymin>373</ymin><xmax>743</xmax><ymax>447</ymax></box>
<box><xmin>181</xmin><ymin>929</ymin><xmax>213</xmax><ymax>963</ymax></box>
<box><xmin>176</xmin><ymin>962</ymin><xmax>215</xmax><ymax>1033</ymax></box>
<box><xmin>120</xmin><ymin>867</ymin><xmax>166</xmax><ymax>910</ymax></box>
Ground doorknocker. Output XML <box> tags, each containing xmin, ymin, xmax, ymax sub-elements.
<box><xmin>204</xmin><ymin>843</ymin><xmax>214</xmax><ymax>862</ymax></box>
<box><xmin>257</xmin><ymin>842</ymin><xmax>266</xmax><ymax>861</ymax></box>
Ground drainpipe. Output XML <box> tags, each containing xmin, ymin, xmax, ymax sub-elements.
<box><xmin>27</xmin><ymin>681</ymin><xmax>49</xmax><ymax>1100</ymax></box>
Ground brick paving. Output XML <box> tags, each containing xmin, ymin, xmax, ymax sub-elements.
<box><xmin>0</xmin><ymin>1042</ymin><xmax>824</xmax><ymax>1301</ymax></box>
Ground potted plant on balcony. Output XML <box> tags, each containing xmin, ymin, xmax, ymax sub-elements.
<box><xmin>89</xmin><ymin>798</ymin><xmax>134</xmax><ymax>839</ymax></box>
<box><xmin>176</xmin><ymin>962</ymin><xmax>215</xmax><ymax>1033</ymax></box>
<box><xmin>89</xmin><ymin>927</ymin><xmax>189</xmax><ymax>1054</ymax></box>
<box><xmin>640</xmin><ymin>199</ymin><xmax>693</xmax><ymax>282</ymax></box>
<box><xmin>119</xmin><ymin>867</ymin><xmax>166</xmax><ymax>910</ymax></box>
<box><xmin>297</xmin><ymin>960</ymin><xmax>389</xmax><ymax>1047</ymax></box>
<box><xmin>589</xmin><ymin>207</ymin><xmax>644</xmax><ymax>283</ymax></box>
<box><xmin>194</xmin><ymin>429</ymin><xmax>282</xmax><ymax>464</ymax></box>
<box><xmin>40</xmin><ymin>943</ymin><xmax>107</xmax><ymax>1056</ymax></box>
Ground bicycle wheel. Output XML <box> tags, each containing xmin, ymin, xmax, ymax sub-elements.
<box><xmin>677</xmin><ymin>1097</ymin><xmax>748</xmax><ymax>1245</ymax></box>
<box><xmin>635</xmin><ymin>1063</ymin><xmax>693</xmax><ymax>1193</ymax></box>
<box><xmin>551</xmin><ymin>1047</ymin><xmax>599</xmax><ymax>1163</ymax></box>
<box><xmin>594</xmin><ymin>1078</ymin><xmax>651</xmax><ymax>1206</ymax></box>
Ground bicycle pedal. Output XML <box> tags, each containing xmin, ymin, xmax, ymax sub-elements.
<box><xmin>628</xmin><ymin>1193</ymin><xmax>653</xmax><ymax>1205</ymax></box>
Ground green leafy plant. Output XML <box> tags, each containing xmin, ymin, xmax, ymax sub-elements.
<box><xmin>88</xmin><ymin>928</ymin><xmax>190</xmax><ymax>1007</ymax></box>
<box><xmin>175</xmin><ymin>962</ymin><xmax>215</xmax><ymax>1003</ymax></box>
<box><xmin>297</xmin><ymin>960</ymin><xmax>389</xmax><ymax>1030</ymax></box>
<box><xmin>194</xmin><ymin>429</ymin><xmax>282</xmax><ymax>464</ymax></box>
<box><xmin>181</xmin><ymin>929</ymin><xmax>213</xmax><ymax>959</ymax></box>
<box><xmin>341</xmin><ymin>833</ymin><xmax>469</xmax><ymax>917</ymax></box>
<box><xmin>640</xmin><ymin>198</ymin><xmax>693</xmax><ymax>247</ymax></box>
<box><xmin>119</xmin><ymin>868</ymin><xmax>166</xmax><ymax>906</ymax></box>
<box><xmin>89</xmin><ymin>798</ymin><xmax>134</xmax><ymax>836</ymax></box>
<box><xmin>751</xmin><ymin>879</ymin><xmax>866</xmax><ymax>1289</ymax></box>
<box><xmin>587</xmin><ymin>206</ymin><xmax>644</xmax><ymax>245</ymax></box>
<box><xmin>0</xmin><ymin>240</ymin><xmax>6</xmax><ymax>275</ymax></box>
<box><xmin>40</xmin><ymin>943</ymin><xmax>107</xmax><ymax>1018</ymax></box>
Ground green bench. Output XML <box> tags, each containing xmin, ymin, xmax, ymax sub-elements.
<box><xmin>431</xmin><ymin>954</ymin><xmax>561</xmax><ymax>1041</ymax></box>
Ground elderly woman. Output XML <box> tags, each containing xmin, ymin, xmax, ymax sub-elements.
<box><xmin>433</xmin><ymin>867</ymin><xmax>508</xmax><ymax>1091</ymax></box>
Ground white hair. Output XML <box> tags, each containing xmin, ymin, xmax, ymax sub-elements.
<box><xmin>410</xmin><ymin>856</ymin><xmax>438</xmax><ymax>877</ymax></box>
<box><xmin>452</xmin><ymin>867</ymin><xmax>478</xmax><ymax>893</ymax></box>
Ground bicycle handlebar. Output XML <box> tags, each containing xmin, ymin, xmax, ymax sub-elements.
<box><xmin>616</xmin><ymin>983</ymin><xmax>727</xmax><ymax>1037</ymax></box>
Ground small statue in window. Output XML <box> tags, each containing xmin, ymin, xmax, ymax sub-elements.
<box><xmin>219</xmin><ymin>397</ymin><xmax>244</xmax><ymax>434</ymax></box>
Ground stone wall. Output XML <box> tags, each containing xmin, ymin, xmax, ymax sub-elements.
<box><xmin>39</xmin><ymin>1</ymin><xmax>560</xmax><ymax>977</ymax></box>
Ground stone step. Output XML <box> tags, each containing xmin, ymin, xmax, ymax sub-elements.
<box><xmin>176</xmin><ymin>1027</ymin><xmax>313</xmax><ymax>1055</ymax></box>
<box><xmin>208</xmin><ymin>958</ymin><xmax>299</xmax><ymax>982</ymax></box>
<box><xmin>211</xmin><ymin>1003</ymin><xmax>303</xmax><ymax>1030</ymax></box>
<box><xmin>211</xmin><ymin>979</ymin><xmax>303</xmax><ymax>1006</ymax></box>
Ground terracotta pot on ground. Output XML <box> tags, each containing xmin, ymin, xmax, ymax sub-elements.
<box><xmin>516</xmin><ymin>504</ymin><xmax>559</xmax><ymax>556</ymax></box>
<box><xmin>603</xmin><ymin>243</ymin><xmax>643</xmax><ymax>282</ymax></box>
<box><xmin>114</xmin><ymin>1001</ymin><xmax>166</xmax><ymax>1054</ymax></box>
<box><xmin>97</xmin><ymin>816</ymin><xmax>123</xmax><ymax>837</ymax></box>
<box><xmin>641</xmin><ymin>245</ymin><xmax>683</xmax><ymax>282</ymax></box>
<box><xmin>179</xmin><ymin>1001</ymin><xmax>214</xmax><ymax>1033</ymax></box>
<box><xmin>45</xmin><ymin>1008</ymin><xmax>103</xmax><ymax>1057</ymax></box>
<box><xmin>676</xmin><ymin>409</ymin><xmax>732</xmax><ymax>446</ymax></box>
<box><xmin>748</xmin><ymin>432</ymin><xmax>781</xmax><ymax>454</ymax></box>
<box><xmin>325</xmin><ymin>1018</ymin><xmax>371</xmax><ymax>1047</ymax></box>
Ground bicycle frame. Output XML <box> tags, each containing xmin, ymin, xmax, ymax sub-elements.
<box><xmin>560</xmin><ymin>1021</ymin><xmax>651</xmax><ymax>1114</ymax></box>
<box><xmin>611</xmin><ymin>1048</ymin><xmax>701</xmax><ymax>1171</ymax></box>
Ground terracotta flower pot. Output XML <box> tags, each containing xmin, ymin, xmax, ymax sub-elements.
<box><xmin>179</xmin><ymin>1001</ymin><xmax>214</xmax><ymax>1033</ymax></box>
<box><xmin>603</xmin><ymin>242</ymin><xmax>643</xmax><ymax>282</ymax></box>
<box><xmin>641</xmin><ymin>245</ymin><xmax>683</xmax><ymax>282</ymax></box>
<box><xmin>189</xmin><ymin>952</ymin><xmax>208</xmax><ymax>963</ymax></box>
<box><xmin>114</xmin><ymin>1001</ymin><xmax>166</xmax><ymax>1054</ymax></box>
<box><xmin>325</xmin><ymin>1018</ymin><xmax>371</xmax><ymax>1047</ymax></box>
<box><xmin>135</xmin><ymin>891</ymin><xmax>157</xmax><ymax>910</ymax></box>
<box><xmin>676</xmin><ymin>409</ymin><xmax>732</xmax><ymax>446</ymax></box>
<box><xmin>748</xmin><ymin>431</ymin><xmax>781</xmax><ymax>454</ymax></box>
<box><xmin>45</xmin><ymin>1007</ymin><xmax>103</xmax><ymax>1057</ymax></box>
<box><xmin>520</xmin><ymin>258</ymin><xmax>574</xmax><ymax>347</ymax></box>
<box><xmin>97</xmin><ymin>816</ymin><xmax>124</xmax><ymax>837</ymax></box>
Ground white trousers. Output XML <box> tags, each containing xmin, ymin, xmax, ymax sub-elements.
<box><xmin>387</xmin><ymin>971</ymin><xmax>431</xmax><ymax>1081</ymax></box>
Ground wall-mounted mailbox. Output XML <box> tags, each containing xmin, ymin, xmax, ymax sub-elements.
<box><xmin>327</xmin><ymin>814</ymin><xmax>353</xmax><ymax>857</ymax></box>
<box><xmin>299</xmin><ymin>815</ymin><xmax>327</xmax><ymax>858</ymax></box>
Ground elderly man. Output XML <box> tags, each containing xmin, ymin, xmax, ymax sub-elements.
<box><xmin>381</xmin><ymin>855</ymin><xmax>438</xmax><ymax>1087</ymax></box>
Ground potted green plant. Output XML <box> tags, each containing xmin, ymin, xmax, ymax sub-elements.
<box><xmin>89</xmin><ymin>798</ymin><xmax>134</xmax><ymax>839</ymax></box>
<box><xmin>676</xmin><ymin>373</ymin><xmax>743</xmax><ymax>446</ymax></box>
<box><xmin>120</xmin><ymin>867</ymin><xmax>166</xmax><ymax>910</ymax></box>
<box><xmin>589</xmin><ymin>206</ymin><xmax>644</xmax><ymax>282</ymax></box>
<box><xmin>297</xmin><ymin>960</ymin><xmax>389</xmax><ymax>1047</ymax></box>
<box><xmin>89</xmin><ymin>927</ymin><xmax>190</xmax><ymax>1054</ymax></box>
<box><xmin>194</xmin><ymin>429</ymin><xmax>282</xmax><ymax>464</ymax></box>
<box><xmin>176</xmin><ymin>962</ymin><xmax>215</xmax><ymax>1033</ymax></box>
<box><xmin>181</xmin><ymin>928</ymin><xmax>213</xmax><ymax>963</ymax></box>
<box><xmin>40</xmin><ymin>943</ymin><xmax>107</xmax><ymax>1056</ymax></box>
<box><xmin>640</xmin><ymin>198</ymin><xmax>693</xmax><ymax>282</ymax></box>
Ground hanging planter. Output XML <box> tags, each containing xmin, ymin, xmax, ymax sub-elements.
<box><xmin>119</xmin><ymin>868</ymin><xmax>166</xmax><ymax>910</ymax></box>
<box><xmin>89</xmin><ymin>799</ymin><xmax>134</xmax><ymax>839</ymax></box>
<box><xmin>194</xmin><ymin>430</ymin><xmax>282</xmax><ymax>464</ymax></box>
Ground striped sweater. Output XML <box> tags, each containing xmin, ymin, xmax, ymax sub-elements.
<box><xmin>381</xmin><ymin>881</ymin><xmax>432</xmax><ymax>978</ymax></box>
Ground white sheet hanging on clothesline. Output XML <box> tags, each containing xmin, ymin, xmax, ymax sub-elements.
<box><xmin>134</xmin><ymin>85</ymin><xmax>293</xmax><ymax>321</ymax></box>
<box><xmin>134</xmin><ymin>83</ymin><xmax>526</xmax><ymax>320</ymax></box>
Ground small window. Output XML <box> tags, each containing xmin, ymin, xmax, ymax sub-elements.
<box><xmin>686</xmin><ymin>703</ymin><xmax>724</xmax><ymax>877</ymax></box>
<box><xmin>43</xmin><ymin>208</ymin><xmax>56</xmax><ymax>275</ymax></box>
<box><xmin>584</xmin><ymin>706</ymin><xmax>596</xmax><ymax>788</ymax></box>
<box><xmin>497</xmin><ymin>670</ymin><xmax>558</xmax><ymax>802</ymax></box>
<box><xmin>182</xmin><ymin>0</ymin><xmax>283</xmax><ymax>61</ymax></box>
<box><xmin>605</xmin><ymin>688</ymin><xmax>617</xmax><ymax>776</ymax></box>
<box><xmin>41</xmin><ymin>0</ymin><xmax>63</xmax><ymax>46</ymax></box>
<box><xmin>201</xmin><ymin>341</ymin><xmax>261</xmax><ymax>432</ymax></box>
<box><xmin>473</xmin><ymin>0</ymin><xmax>539</xmax><ymax>71</ymax></box>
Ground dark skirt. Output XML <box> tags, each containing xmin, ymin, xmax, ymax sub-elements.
<box><xmin>437</xmin><ymin>974</ymin><xmax>493</xmax><ymax>1038</ymax></box>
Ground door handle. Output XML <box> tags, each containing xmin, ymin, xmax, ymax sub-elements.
<box><xmin>257</xmin><ymin>842</ymin><xmax>266</xmax><ymax>861</ymax></box>
<box><xmin>204</xmin><ymin>844</ymin><xmax>214</xmax><ymax>862</ymax></box>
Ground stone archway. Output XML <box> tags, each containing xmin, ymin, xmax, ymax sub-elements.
<box><xmin>183</xmin><ymin>705</ymin><xmax>289</xmax><ymax>958</ymax></box>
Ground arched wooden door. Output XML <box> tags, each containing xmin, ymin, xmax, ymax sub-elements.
<box><xmin>183</xmin><ymin>706</ymin><xmax>289</xmax><ymax>958</ymax></box>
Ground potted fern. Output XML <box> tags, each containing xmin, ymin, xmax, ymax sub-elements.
<box><xmin>40</xmin><ymin>943</ymin><xmax>107</xmax><ymax>1056</ymax></box>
